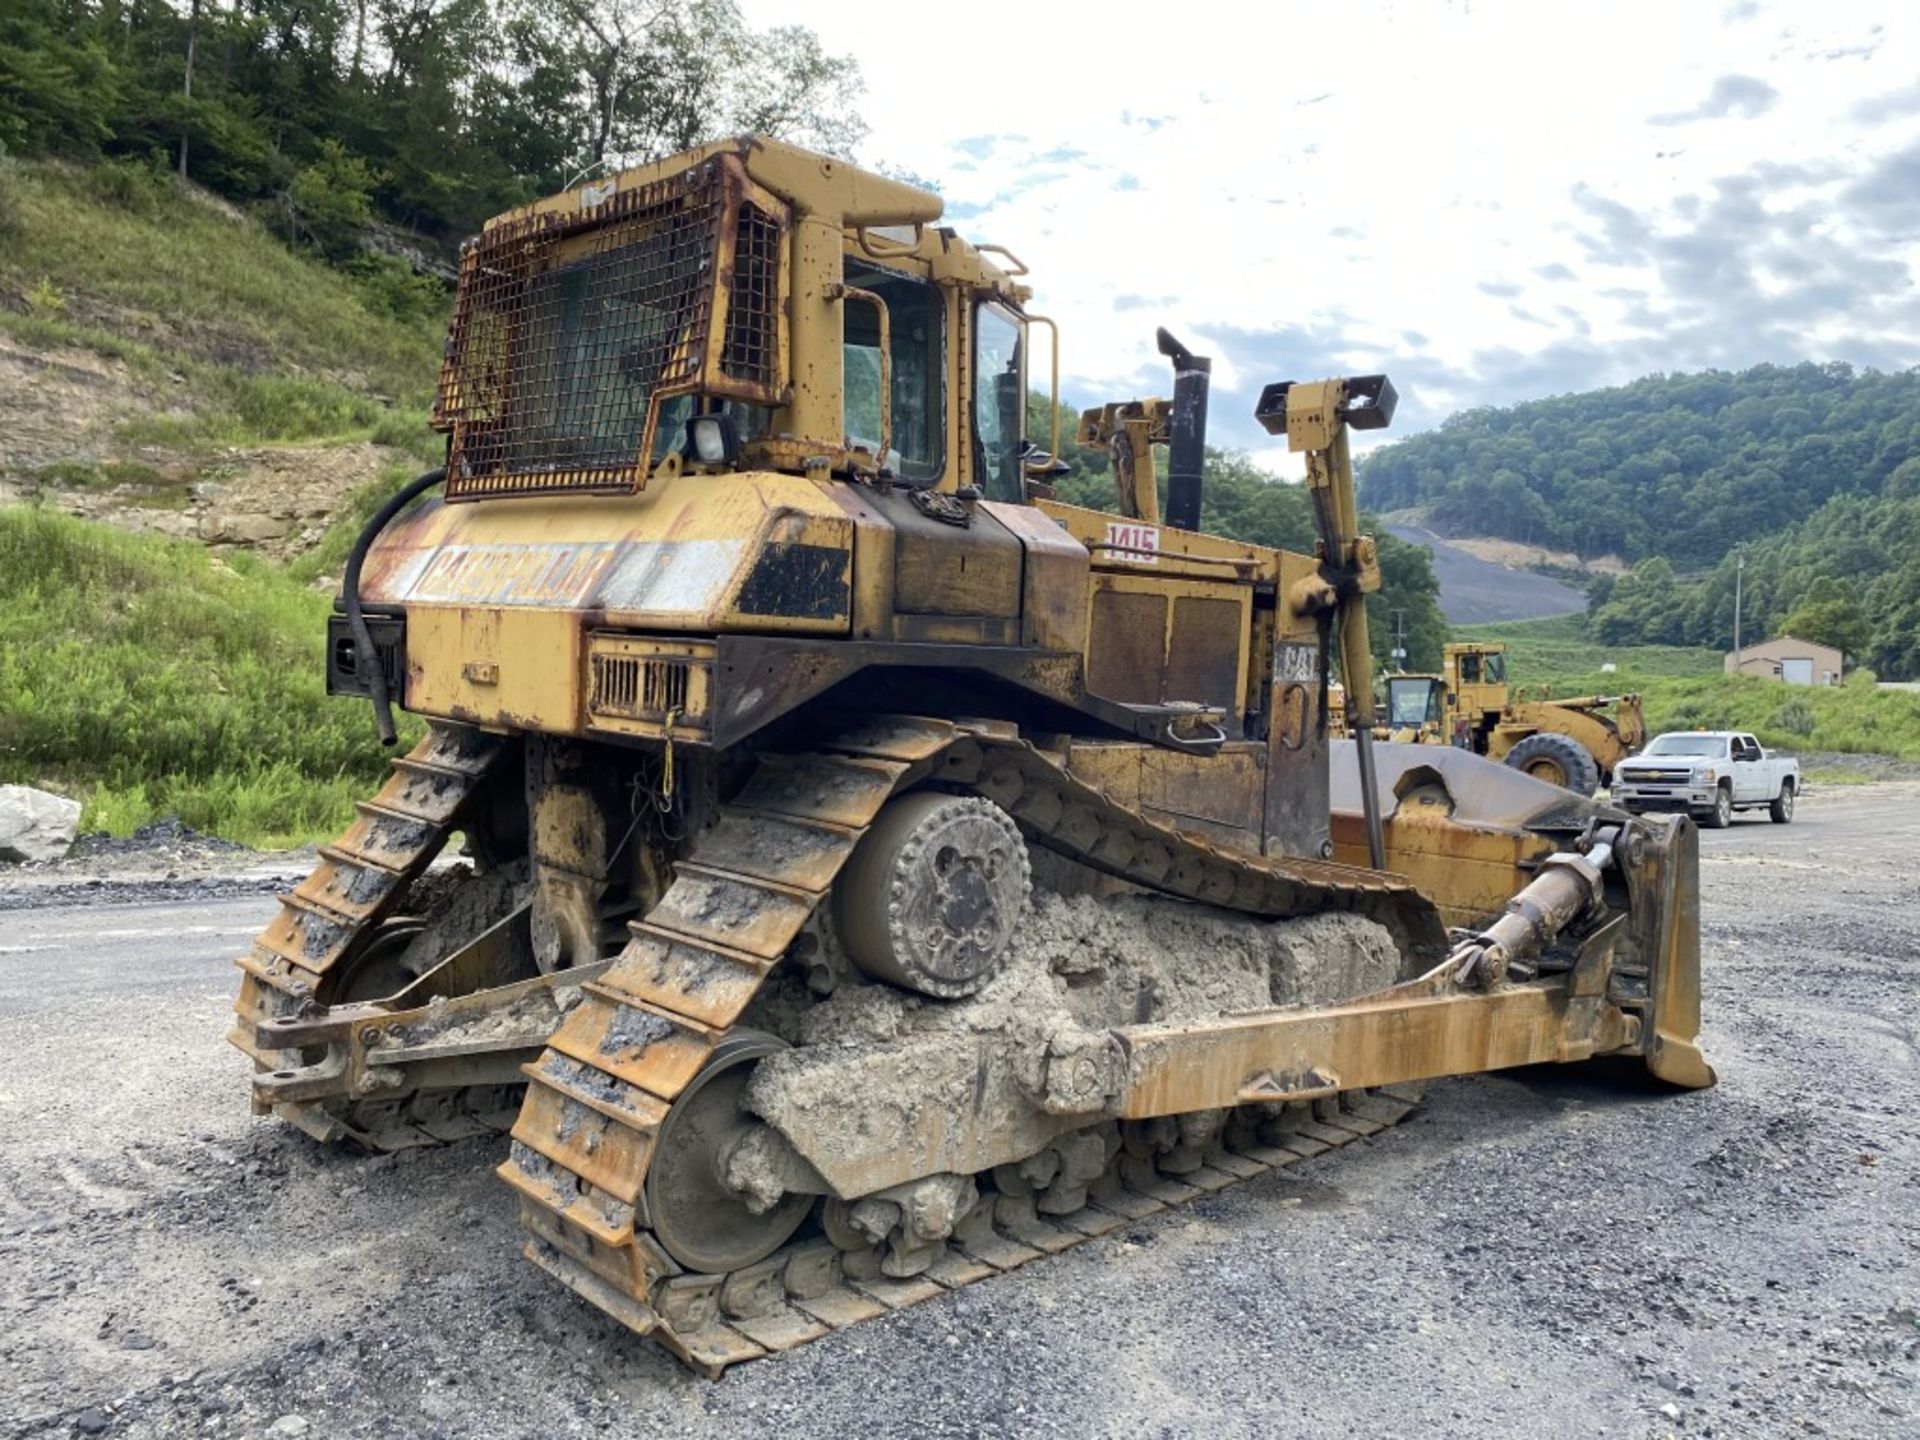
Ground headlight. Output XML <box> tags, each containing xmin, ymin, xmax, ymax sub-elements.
<box><xmin>1700</xmin><ymin>767</ymin><xmax>1718</xmax><ymax>783</ymax></box>
<box><xmin>685</xmin><ymin>414</ymin><xmax>740</xmax><ymax>465</ymax></box>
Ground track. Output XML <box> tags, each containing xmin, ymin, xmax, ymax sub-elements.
<box><xmin>499</xmin><ymin>715</ymin><xmax>1449</xmax><ymax>1373</ymax></box>
<box><xmin>228</xmin><ymin>722</ymin><xmax>517</xmax><ymax>1147</ymax></box>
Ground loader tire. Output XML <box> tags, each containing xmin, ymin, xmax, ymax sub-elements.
<box><xmin>1769</xmin><ymin>780</ymin><xmax>1795</xmax><ymax>824</ymax></box>
<box><xmin>1503</xmin><ymin>733</ymin><xmax>1600</xmax><ymax>797</ymax></box>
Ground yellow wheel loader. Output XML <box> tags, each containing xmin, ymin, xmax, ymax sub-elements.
<box><xmin>229</xmin><ymin>137</ymin><xmax>1711</xmax><ymax>1376</ymax></box>
<box><xmin>1381</xmin><ymin>642</ymin><xmax>1647</xmax><ymax>796</ymax></box>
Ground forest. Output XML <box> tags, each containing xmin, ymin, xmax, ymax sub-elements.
<box><xmin>1358</xmin><ymin>363</ymin><xmax>1920</xmax><ymax>678</ymax></box>
<box><xmin>1</xmin><ymin>0</ymin><xmax>865</xmax><ymax>264</ymax></box>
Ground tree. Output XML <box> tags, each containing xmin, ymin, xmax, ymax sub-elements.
<box><xmin>0</xmin><ymin>0</ymin><xmax>120</xmax><ymax>155</ymax></box>
<box><xmin>0</xmin><ymin>1</ymin><xmax>865</xmax><ymax>254</ymax></box>
<box><xmin>1779</xmin><ymin>581</ymin><xmax>1872</xmax><ymax>665</ymax></box>
<box><xmin>507</xmin><ymin>0</ymin><xmax>864</xmax><ymax>175</ymax></box>
<box><xmin>284</xmin><ymin>140</ymin><xmax>379</xmax><ymax>258</ymax></box>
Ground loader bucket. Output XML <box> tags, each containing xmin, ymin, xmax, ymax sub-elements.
<box><xmin>1330</xmin><ymin>740</ymin><xmax>1714</xmax><ymax>1089</ymax></box>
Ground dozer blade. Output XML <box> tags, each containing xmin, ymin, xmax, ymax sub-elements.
<box><xmin>1330</xmin><ymin>739</ymin><xmax>1713</xmax><ymax>1090</ymax></box>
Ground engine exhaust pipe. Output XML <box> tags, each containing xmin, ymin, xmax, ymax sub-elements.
<box><xmin>1157</xmin><ymin>328</ymin><xmax>1210</xmax><ymax>532</ymax></box>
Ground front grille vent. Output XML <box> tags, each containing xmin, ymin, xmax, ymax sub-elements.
<box><xmin>587</xmin><ymin>641</ymin><xmax>710</xmax><ymax>733</ymax></box>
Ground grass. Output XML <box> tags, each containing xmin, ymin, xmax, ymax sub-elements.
<box><xmin>0</xmin><ymin>158</ymin><xmax>444</xmax><ymax>458</ymax></box>
<box><xmin>1801</xmin><ymin>767</ymin><xmax>1875</xmax><ymax>786</ymax></box>
<box><xmin>0</xmin><ymin>159</ymin><xmax>448</xmax><ymax>845</ymax></box>
<box><xmin>1454</xmin><ymin>613</ymin><xmax>1723</xmax><ymax>687</ymax></box>
<box><xmin>1459</xmin><ymin>614</ymin><xmax>1920</xmax><ymax>761</ymax></box>
<box><xmin>0</xmin><ymin>507</ymin><xmax>418</xmax><ymax>847</ymax></box>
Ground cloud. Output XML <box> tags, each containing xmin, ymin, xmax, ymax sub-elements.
<box><xmin>744</xmin><ymin>0</ymin><xmax>1920</xmax><ymax>448</ymax></box>
<box><xmin>1850</xmin><ymin>80</ymin><xmax>1920</xmax><ymax>123</ymax></box>
<box><xmin>1650</xmin><ymin>73</ymin><xmax>1780</xmax><ymax>126</ymax></box>
<box><xmin>1837</xmin><ymin>137</ymin><xmax>1920</xmax><ymax>235</ymax></box>
<box><xmin>1570</xmin><ymin>185</ymin><xmax>1653</xmax><ymax>265</ymax></box>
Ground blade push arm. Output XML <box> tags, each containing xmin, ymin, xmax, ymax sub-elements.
<box><xmin>1255</xmin><ymin>374</ymin><xmax>1397</xmax><ymax>868</ymax></box>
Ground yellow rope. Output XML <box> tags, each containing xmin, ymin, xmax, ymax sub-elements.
<box><xmin>661</xmin><ymin>706</ymin><xmax>680</xmax><ymax>803</ymax></box>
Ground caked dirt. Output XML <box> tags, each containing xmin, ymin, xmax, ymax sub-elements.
<box><xmin>0</xmin><ymin>785</ymin><xmax>1915</xmax><ymax>1438</ymax></box>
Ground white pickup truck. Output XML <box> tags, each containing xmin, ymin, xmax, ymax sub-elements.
<box><xmin>1611</xmin><ymin>731</ymin><xmax>1799</xmax><ymax>827</ymax></box>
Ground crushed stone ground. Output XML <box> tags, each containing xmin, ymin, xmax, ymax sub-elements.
<box><xmin>0</xmin><ymin>784</ymin><xmax>1915</xmax><ymax>1437</ymax></box>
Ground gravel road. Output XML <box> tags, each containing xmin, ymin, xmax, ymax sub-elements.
<box><xmin>2</xmin><ymin>786</ymin><xmax>1915</xmax><ymax>1439</ymax></box>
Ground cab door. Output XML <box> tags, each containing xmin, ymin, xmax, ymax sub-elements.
<box><xmin>1731</xmin><ymin>735</ymin><xmax>1767</xmax><ymax>802</ymax></box>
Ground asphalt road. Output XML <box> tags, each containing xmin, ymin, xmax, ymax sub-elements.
<box><xmin>2</xmin><ymin>787</ymin><xmax>1916</xmax><ymax>1439</ymax></box>
<box><xmin>1385</xmin><ymin>524</ymin><xmax>1589</xmax><ymax>625</ymax></box>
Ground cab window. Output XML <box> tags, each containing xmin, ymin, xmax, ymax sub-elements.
<box><xmin>843</xmin><ymin>260</ymin><xmax>943</xmax><ymax>481</ymax></box>
<box><xmin>1483</xmin><ymin>652</ymin><xmax>1506</xmax><ymax>683</ymax></box>
<box><xmin>1388</xmin><ymin>678</ymin><xmax>1442</xmax><ymax>728</ymax></box>
<box><xmin>973</xmin><ymin>302</ymin><xmax>1025</xmax><ymax>501</ymax></box>
<box><xmin>1458</xmin><ymin>653</ymin><xmax>1481</xmax><ymax>684</ymax></box>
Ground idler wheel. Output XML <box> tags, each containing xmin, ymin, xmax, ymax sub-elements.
<box><xmin>645</xmin><ymin>1030</ymin><xmax>811</xmax><ymax>1274</ymax></box>
<box><xmin>328</xmin><ymin>920</ymin><xmax>428</xmax><ymax>1004</ymax></box>
<box><xmin>836</xmin><ymin>792</ymin><xmax>1030</xmax><ymax>999</ymax></box>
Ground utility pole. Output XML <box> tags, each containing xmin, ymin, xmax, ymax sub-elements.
<box><xmin>1732</xmin><ymin>548</ymin><xmax>1746</xmax><ymax>669</ymax></box>
<box><xmin>1389</xmin><ymin>609</ymin><xmax>1407</xmax><ymax>672</ymax></box>
<box><xmin>179</xmin><ymin>0</ymin><xmax>199</xmax><ymax>178</ymax></box>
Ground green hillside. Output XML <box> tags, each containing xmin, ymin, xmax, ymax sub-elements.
<box><xmin>0</xmin><ymin>506</ymin><xmax>414</xmax><ymax>846</ymax></box>
<box><xmin>0</xmin><ymin>158</ymin><xmax>445</xmax><ymax>461</ymax></box>
<box><xmin>1358</xmin><ymin>362</ymin><xmax>1920</xmax><ymax>568</ymax></box>
<box><xmin>0</xmin><ymin>160</ymin><xmax>440</xmax><ymax>845</ymax></box>
<box><xmin>1358</xmin><ymin>364</ymin><xmax>1920</xmax><ymax>678</ymax></box>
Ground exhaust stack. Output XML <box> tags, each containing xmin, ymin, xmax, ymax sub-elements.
<box><xmin>1156</xmin><ymin>328</ymin><xmax>1211</xmax><ymax>532</ymax></box>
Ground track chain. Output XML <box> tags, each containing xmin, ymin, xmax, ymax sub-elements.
<box><xmin>229</xmin><ymin>721</ymin><xmax>511</xmax><ymax>1142</ymax></box>
<box><xmin>502</xmin><ymin>716</ymin><xmax>1448</xmax><ymax>1373</ymax></box>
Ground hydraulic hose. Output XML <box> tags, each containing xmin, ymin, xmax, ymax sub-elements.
<box><xmin>343</xmin><ymin>467</ymin><xmax>445</xmax><ymax>746</ymax></box>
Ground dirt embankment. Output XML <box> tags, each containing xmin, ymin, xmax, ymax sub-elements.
<box><xmin>1377</xmin><ymin>508</ymin><xmax>1628</xmax><ymax>578</ymax></box>
<box><xmin>1446</xmin><ymin>534</ymin><xmax>1629</xmax><ymax>576</ymax></box>
<box><xmin>0</xmin><ymin>336</ymin><xmax>400</xmax><ymax>559</ymax></box>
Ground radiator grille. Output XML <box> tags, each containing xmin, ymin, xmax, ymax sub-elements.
<box><xmin>590</xmin><ymin>653</ymin><xmax>693</xmax><ymax>721</ymax></box>
<box><xmin>436</xmin><ymin>166</ymin><xmax>728</xmax><ymax>500</ymax></box>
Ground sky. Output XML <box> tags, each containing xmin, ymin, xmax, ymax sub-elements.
<box><xmin>740</xmin><ymin>0</ymin><xmax>1920</xmax><ymax>467</ymax></box>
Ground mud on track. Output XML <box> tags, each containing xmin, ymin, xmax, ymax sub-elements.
<box><xmin>1</xmin><ymin>785</ymin><xmax>1916</xmax><ymax>1438</ymax></box>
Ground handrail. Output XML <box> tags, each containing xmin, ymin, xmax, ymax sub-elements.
<box><xmin>1025</xmin><ymin>313</ymin><xmax>1061</xmax><ymax>469</ymax></box>
<box><xmin>856</xmin><ymin>223</ymin><xmax>924</xmax><ymax>261</ymax></box>
<box><xmin>830</xmin><ymin>283</ymin><xmax>892</xmax><ymax>468</ymax></box>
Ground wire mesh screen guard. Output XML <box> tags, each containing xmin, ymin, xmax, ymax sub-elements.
<box><xmin>435</xmin><ymin>158</ymin><xmax>782</xmax><ymax>500</ymax></box>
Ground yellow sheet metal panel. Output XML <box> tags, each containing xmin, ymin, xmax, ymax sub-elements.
<box><xmin>1035</xmin><ymin>498</ymin><xmax>1282</xmax><ymax>584</ymax></box>
<box><xmin>360</xmin><ymin>472</ymin><xmax>852</xmax><ymax>635</ymax></box>
<box><xmin>984</xmin><ymin>500</ymin><xmax>1091</xmax><ymax>654</ymax></box>
<box><xmin>1083</xmin><ymin>572</ymin><xmax>1250</xmax><ymax>716</ymax></box>
<box><xmin>405</xmin><ymin>605</ymin><xmax>582</xmax><ymax>731</ymax></box>
<box><xmin>889</xmin><ymin>498</ymin><xmax>1021</xmax><ymax>619</ymax></box>
<box><xmin>1063</xmin><ymin>742</ymin><xmax>1266</xmax><ymax>849</ymax></box>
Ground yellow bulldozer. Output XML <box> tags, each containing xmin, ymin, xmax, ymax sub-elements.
<box><xmin>229</xmin><ymin>136</ymin><xmax>1711</xmax><ymax>1376</ymax></box>
<box><xmin>1379</xmin><ymin>642</ymin><xmax>1647</xmax><ymax>796</ymax></box>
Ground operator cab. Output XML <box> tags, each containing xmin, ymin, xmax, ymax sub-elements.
<box><xmin>1387</xmin><ymin>675</ymin><xmax>1446</xmax><ymax>731</ymax></box>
